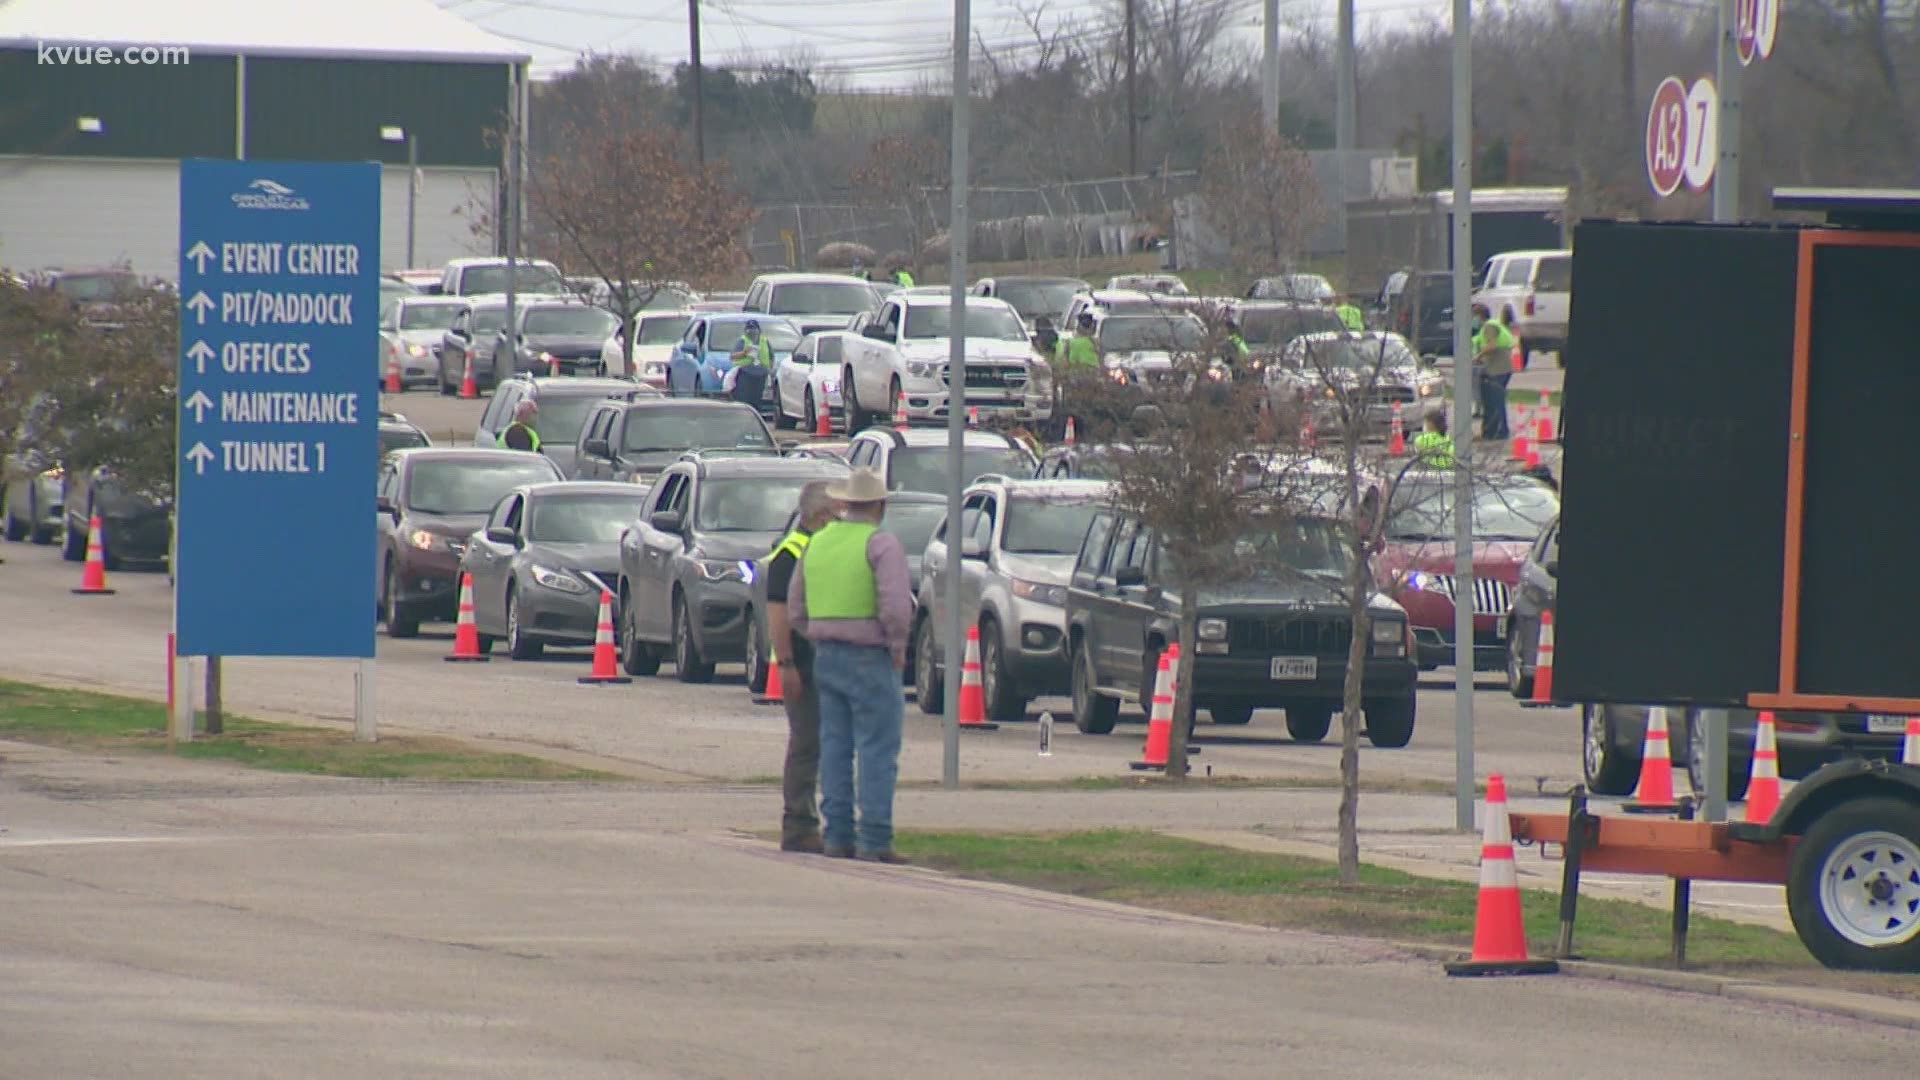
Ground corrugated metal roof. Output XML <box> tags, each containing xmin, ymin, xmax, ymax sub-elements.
<box><xmin>0</xmin><ymin>0</ymin><xmax>531</xmax><ymax>64</ymax></box>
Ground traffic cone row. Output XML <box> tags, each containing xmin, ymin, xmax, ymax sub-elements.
<box><xmin>815</xmin><ymin>394</ymin><xmax>833</xmax><ymax>437</ymax></box>
<box><xmin>1444</xmin><ymin>773</ymin><xmax>1559</xmax><ymax>976</ymax></box>
<box><xmin>1530</xmin><ymin>609</ymin><xmax>1555</xmax><ymax>705</ymax></box>
<box><xmin>578</xmin><ymin>590</ymin><xmax>631</xmax><ymax>684</ymax></box>
<box><xmin>1744</xmin><ymin>710</ymin><xmax>1782</xmax><ymax>824</ymax></box>
<box><xmin>385</xmin><ymin>351</ymin><xmax>402</xmax><ymax>394</ymax></box>
<box><xmin>754</xmin><ymin>645</ymin><xmax>784</xmax><ymax>705</ymax></box>
<box><xmin>459</xmin><ymin>351</ymin><xmax>479</xmax><ymax>399</ymax></box>
<box><xmin>444</xmin><ymin>572</ymin><xmax>490</xmax><ymax>662</ymax></box>
<box><xmin>1626</xmin><ymin>706</ymin><xmax>1678</xmax><ymax>812</ymax></box>
<box><xmin>71</xmin><ymin>514</ymin><xmax>114</xmax><ymax>595</ymax></box>
<box><xmin>956</xmin><ymin>624</ymin><xmax>999</xmax><ymax>730</ymax></box>
<box><xmin>1535</xmin><ymin>388</ymin><xmax>1555</xmax><ymax>443</ymax></box>
<box><xmin>1903</xmin><ymin>716</ymin><xmax>1920</xmax><ymax>766</ymax></box>
<box><xmin>1387</xmin><ymin>402</ymin><xmax>1406</xmax><ymax>456</ymax></box>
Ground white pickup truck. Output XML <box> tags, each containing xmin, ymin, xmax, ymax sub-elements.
<box><xmin>839</xmin><ymin>293</ymin><xmax>1053</xmax><ymax>429</ymax></box>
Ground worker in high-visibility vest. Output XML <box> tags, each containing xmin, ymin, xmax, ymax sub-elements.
<box><xmin>1335</xmin><ymin>295</ymin><xmax>1366</xmax><ymax>332</ymax></box>
<box><xmin>763</xmin><ymin>480</ymin><xmax>838</xmax><ymax>854</ymax></box>
<box><xmin>1412</xmin><ymin>407</ymin><xmax>1453</xmax><ymax>468</ymax></box>
<box><xmin>498</xmin><ymin>400</ymin><xmax>541</xmax><ymax>451</ymax></box>
<box><xmin>1471</xmin><ymin>303</ymin><xmax>1517</xmax><ymax>439</ymax></box>
<box><xmin>787</xmin><ymin>468</ymin><xmax>913</xmax><ymax>864</ymax></box>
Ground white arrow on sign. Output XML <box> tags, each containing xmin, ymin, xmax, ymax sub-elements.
<box><xmin>185</xmin><ymin>442</ymin><xmax>214</xmax><ymax>475</ymax></box>
<box><xmin>185</xmin><ymin>291</ymin><xmax>214</xmax><ymax>325</ymax></box>
<box><xmin>184</xmin><ymin>389</ymin><xmax>213</xmax><ymax>423</ymax></box>
<box><xmin>186</xmin><ymin>340</ymin><xmax>215</xmax><ymax>373</ymax></box>
<box><xmin>186</xmin><ymin>241</ymin><xmax>215</xmax><ymax>274</ymax></box>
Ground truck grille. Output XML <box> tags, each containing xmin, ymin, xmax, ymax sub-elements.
<box><xmin>1371</xmin><ymin>385</ymin><xmax>1417</xmax><ymax>405</ymax></box>
<box><xmin>964</xmin><ymin>365</ymin><xmax>1027</xmax><ymax>388</ymax></box>
<box><xmin>1228</xmin><ymin>615</ymin><xmax>1353</xmax><ymax>655</ymax></box>
<box><xmin>1420</xmin><ymin>575</ymin><xmax>1511</xmax><ymax>616</ymax></box>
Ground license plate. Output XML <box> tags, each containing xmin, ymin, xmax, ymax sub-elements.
<box><xmin>1866</xmin><ymin>714</ymin><xmax>1909</xmax><ymax>734</ymax></box>
<box><xmin>1270</xmin><ymin>656</ymin><xmax>1317</xmax><ymax>680</ymax></box>
<box><xmin>1495</xmin><ymin>619</ymin><xmax>1508</xmax><ymax>640</ymax></box>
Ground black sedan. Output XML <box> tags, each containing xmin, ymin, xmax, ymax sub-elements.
<box><xmin>459</xmin><ymin>482</ymin><xmax>649</xmax><ymax>659</ymax></box>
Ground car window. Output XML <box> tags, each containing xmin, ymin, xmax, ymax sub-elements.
<box><xmin>471</xmin><ymin>306</ymin><xmax>510</xmax><ymax>334</ymax></box>
<box><xmin>634</xmin><ymin>314</ymin><xmax>691</xmax><ymax>345</ymax></box>
<box><xmin>769</xmin><ymin>282</ymin><xmax>875</xmax><ymax>316</ymax></box>
<box><xmin>378</xmin><ymin>426</ymin><xmax>430</xmax><ymax>457</ymax></box>
<box><xmin>523</xmin><ymin>306</ymin><xmax>618</xmax><ymax>337</ymax></box>
<box><xmin>619</xmin><ymin>406</ymin><xmax>774</xmax><ymax>454</ymax></box>
<box><xmin>1117</xmin><ymin>525</ymin><xmax>1152</xmax><ymax>575</ymax></box>
<box><xmin>461</xmin><ymin>263</ymin><xmax>564</xmax><ymax>296</ymax></box>
<box><xmin>1387</xmin><ymin>480</ymin><xmax>1561</xmax><ymax>543</ymax></box>
<box><xmin>1076</xmin><ymin>513</ymin><xmax>1114</xmax><ymax>580</ymax></box>
<box><xmin>480</xmin><ymin>386</ymin><xmax>514</xmax><ymax>432</ymax></box>
<box><xmin>1102</xmin><ymin>520</ymin><xmax>1138</xmax><ymax>576</ymax></box>
<box><xmin>817</xmin><ymin>337</ymin><xmax>843</xmax><ymax>365</ymax></box>
<box><xmin>1237</xmin><ymin>305</ymin><xmax>1346</xmax><ymax>344</ymax></box>
<box><xmin>487</xmin><ymin>494</ymin><xmax>519</xmax><ymax>533</ymax></box>
<box><xmin>400</xmin><ymin>303</ymin><xmax>462</xmax><ymax>331</ymax></box>
<box><xmin>405</xmin><ymin>458</ymin><xmax>561</xmax><ymax>514</ymax></box>
<box><xmin>378</xmin><ymin>463</ymin><xmax>399</xmax><ymax>502</ymax></box>
<box><xmin>790</xmin><ymin>341</ymin><xmax>814</xmax><ymax>366</ymax></box>
<box><xmin>532</xmin><ymin>392</ymin><xmax>616</xmax><ymax>444</ymax></box>
<box><xmin>1003</xmin><ymin>496</ymin><xmax>1102</xmax><ymax>555</ymax></box>
<box><xmin>707</xmin><ymin>321</ymin><xmax>802</xmax><ymax>353</ymax></box>
<box><xmin>1534</xmin><ymin>256</ymin><xmax>1572</xmax><ymax>291</ymax></box>
<box><xmin>649</xmin><ymin>474</ymin><xmax>683</xmax><ymax>515</ymax></box>
<box><xmin>881</xmin><ymin>501</ymin><xmax>945</xmax><ymax>555</ymax></box>
<box><xmin>1499</xmin><ymin>259</ymin><xmax>1532</xmax><ymax>287</ymax></box>
<box><xmin>529</xmin><ymin>494</ymin><xmax>647</xmax><ymax>542</ymax></box>
<box><xmin>449</xmin><ymin>310</ymin><xmax>469</xmax><ymax>335</ymax></box>
<box><xmin>696</xmin><ymin>477</ymin><xmax>820</xmax><ymax>532</ymax></box>
<box><xmin>886</xmin><ymin>446</ymin><xmax>1035</xmax><ymax>494</ymax></box>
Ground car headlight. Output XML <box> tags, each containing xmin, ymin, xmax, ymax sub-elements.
<box><xmin>1207</xmin><ymin>365</ymin><xmax>1229</xmax><ymax>381</ymax></box>
<box><xmin>406</xmin><ymin>343</ymin><xmax>427</xmax><ymax>357</ymax></box>
<box><xmin>530</xmin><ymin>564</ymin><xmax>588</xmax><ymax>593</ymax></box>
<box><xmin>1372</xmin><ymin>619</ymin><xmax>1408</xmax><ymax>657</ymax></box>
<box><xmin>1010</xmin><ymin>579</ymin><xmax>1067</xmax><ymax>605</ymax></box>
<box><xmin>408</xmin><ymin>529</ymin><xmax>448</xmax><ymax>551</ymax></box>
<box><xmin>40</xmin><ymin>465</ymin><xmax>63</xmax><ymax>481</ymax></box>
<box><xmin>1198</xmin><ymin>617</ymin><xmax>1228</xmax><ymax>641</ymax></box>
<box><xmin>1417</xmin><ymin>381</ymin><xmax>1438</xmax><ymax>397</ymax></box>
<box><xmin>906</xmin><ymin>360</ymin><xmax>943</xmax><ymax>379</ymax></box>
<box><xmin>1405</xmin><ymin>570</ymin><xmax>1435</xmax><ymax>591</ymax></box>
<box><xmin>538</xmin><ymin>350</ymin><xmax>555</xmax><ymax>363</ymax></box>
<box><xmin>1107</xmin><ymin>367</ymin><xmax>1130</xmax><ymax>385</ymax></box>
<box><xmin>693</xmin><ymin>558</ymin><xmax>748</xmax><ymax>583</ymax></box>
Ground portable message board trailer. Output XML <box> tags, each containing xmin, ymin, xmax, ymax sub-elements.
<box><xmin>1512</xmin><ymin>190</ymin><xmax>1920</xmax><ymax>972</ymax></box>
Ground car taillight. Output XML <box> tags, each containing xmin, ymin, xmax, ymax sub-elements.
<box><xmin>1524</xmin><ymin>293</ymin><xmax>1536</xmax><ymax>316</ymax></box>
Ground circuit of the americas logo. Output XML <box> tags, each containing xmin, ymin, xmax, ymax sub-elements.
<box><xmin>231</xmin><ymin>178</ymin><xmax>310</xmax><ymax>211</ymax></box>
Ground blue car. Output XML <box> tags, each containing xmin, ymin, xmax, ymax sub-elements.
<box><xmin>674</xmin><ymin>313</ymin><xmax>803</xmax><ymax>392</ymax></box>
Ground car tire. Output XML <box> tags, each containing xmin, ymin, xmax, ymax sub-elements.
<box><xmin>672</xmin><ymin>592</ymin><xmax>715</xmax><ymax>684</ymax></box>
<box><xmin>1210</xmin><ymin>704</ymin><xmax>1256</xmax><ymax>726</ymax></box>
<box><xmin>1506</xmin><ymin>621</ymin><xmax>1535</xmax><ymax>699</ymax></box>
<box><xmin>97</xmin><ymin>508</ymin><xmax>122</xmax><ymax>572</ymax></box>
<box><xmin>914</xmin><ymin>616</ymin><xmax>944</xmax><ymax>716</ymax></box>
<box><xmin>1685</xmin><ymin>708</ymin><xmax>1752</xmax><ymax>803</ymax></box>
<box><xmin>61</xmin><ymin>513</ymin><xmax>84</xmax><ymax>561</ymax></box>
<box><xmin>772</xmin><ymin>384</ymin><xmax>795</xmax><ymax>430</ymax></box>
<box><xmin>843</xmin><ymin>372</ymin><xmax>868</xmax><ymax>433</ymax></box>
<box><xmin>619</xmin><ymin>586</ymin><xmax>662</xmax><ymax>676</ymax></box>
<box><xmin>1786</xmin><ymin>797</ymin><xmax>1920</xmax><ymax>972</ymax></box>
<box><xmin>474</xmin><ymin>634</ymin><xmax>496</xmax><ymax>655</ymax></box>
<box><xmin>744</xmin><ymin>611</ymin><xmax>768</xmax><ymax>694</ymax></box>
<box><xmin>979</xmin><ymin>620</ymin><xmax>1028</xmax><ymax>723</ymax></box>
<box><xmin>1285</xmin><ymin>705</ymin><xmax>1334</xmax><ymax>742</ymax></box>
<box><xmin>505</xmin><ymin>587</ymin><xmax>543</xmax><ymax>660</ymax></box>
<box><xmin>1070</xmin><ymin>640</ymin><xmax>1119</xmax><ymax>735</ymax></box>
<box><xmin>1582</xmin><ymin>704</ymin><xmax>1639</xmax><ymax>796</ymax></box>
<box><xmin>803</xmin><ymin>389</ymin><xmax>818</xmax><ymax>435</ymax></box>
<box><xmin>1363</xmin><ymin>697</ymin><xmax>1416</xmax><ymax>748</ymax></box>
<box><xmin>889</xmin><ymin>378</ymin><xmax>903</xmax><ymax>425</ymax></box>
<box><xmin>382</xmin><ymin>561</ymin><xmax>419</xmax><ymax>638</ymax></box>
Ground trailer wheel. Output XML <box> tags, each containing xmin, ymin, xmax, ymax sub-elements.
<box><xmin>1786</xmin><ymin>797</ymin><xmax>1920</xmax><ymax>972</ymax></box>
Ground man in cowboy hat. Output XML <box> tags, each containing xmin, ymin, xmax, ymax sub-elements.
<box><xmin>786</xmin><ymin>467</ymin><xmax>914</xmax><ymax>864</ymax></box>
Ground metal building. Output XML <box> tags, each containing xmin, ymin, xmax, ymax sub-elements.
<box><xmin>0</xmin><ymin>0</ymin><xmax>529</xmax><ymax>277</ymax></box>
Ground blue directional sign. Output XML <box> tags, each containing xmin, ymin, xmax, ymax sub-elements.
<box><xmin>176</xmin><ymin>160</ymin><xmax>379</xmax><ymax>657</ymax></box>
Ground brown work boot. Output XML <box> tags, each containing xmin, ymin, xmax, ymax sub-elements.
<box><xmin>824</xmin><ymin>843</ymin><xmax>856</xmax><ymax>859</ymax></box>
<box><xmin>855</xmin><ymin>849</ymin><xmax>910</xmax><ymax>866</ymax></box>
<box><xmin>781</xmin><ymin>834</ymin><xmax>825</xmax><ymax>854</ymax></box>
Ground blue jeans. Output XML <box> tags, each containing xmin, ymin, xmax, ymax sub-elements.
<box><xmin>812</xmin><ymin>641</ymin><xmax>904</xmax><ymax>853</ymax></box>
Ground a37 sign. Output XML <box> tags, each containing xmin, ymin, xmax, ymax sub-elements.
<box><xmin>1645</xmin><ymin>76</ymin><xmax>1718</xmax><ymax>198</ymax></box>
<box><xmin>1737</xmin><ymin>0</ymin><xmax>1780</xmax><ymax>66</ymax></box>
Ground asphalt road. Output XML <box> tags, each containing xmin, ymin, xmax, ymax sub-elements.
<box><xmin>1</xmin><ymin>747</ymin><xmax>1908</xmax><ymax>1079</ymax></box>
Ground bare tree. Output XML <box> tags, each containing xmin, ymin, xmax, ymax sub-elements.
<box><xmin>1199</xmin><ymin>113</ymin><xmax>1323</xmax><ymax>276</ymax></box>
<box><xmin>849</xmin><ymin>134</ymin><xmax>945</xmax><ymax>276</ymax></box>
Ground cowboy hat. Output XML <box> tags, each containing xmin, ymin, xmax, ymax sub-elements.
<box><xmin>825</xmin><ymin>468</ymin><xmax>889</xmax><ymax>504</ymax></box>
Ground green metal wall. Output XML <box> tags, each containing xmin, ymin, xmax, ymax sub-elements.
<box><xmin>0</xmin><ymin>49</ymin><xmax>508</xmax><ymax>167</ymax></box>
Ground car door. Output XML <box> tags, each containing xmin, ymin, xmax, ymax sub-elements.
<box><xmin>468</xmin><ymin>493</ymin><xmax>523</xmax><ymax>633</ymax></box>
<box><xmin>374</xmin><ymin>460</ymin><xmax>402</xmax><ymax>609</ymax></box>
<box><xmin>1110</xmin><ymin>525</ymin><xmax>1160</xmax><ymax>697</ymax></box>
<box><xmin>629</xmin><ymin>471</ymin><xmax>688</xmax><ymax>640</ymax></box>
<box><xmin>1086</xmin><ymin>517</ymin><xmax>1138</xmax><ymax>683</ymax></box>
<box><xmin>442</xmin><ymin>309</ymin><xmax>470</xmax><ymax>382</ymax></box>
<box><xmin>1068</xmin><ymin>511</ymin><xmax>1117</xmax><ymax>675</ymax></box>
<box><xmin>576</xmin><ymin>406</ymin><xmax>614</xmax><ymax>480</ymax></box>
<box><xmin>959</xmin><ymin>491</ymin><xmax>997</xmax><ymax>624</ymax></box>
<box><xmin>1513</xmin><ymin>517</ymin><xmax>1558</xmax><ymax>656</ymax></box>
<box><xmin>780</xmin><ymin>337</ymin><xmax>812</xmax><ymax>420</ymax></box>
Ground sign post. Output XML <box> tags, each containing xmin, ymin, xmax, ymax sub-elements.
<box><xmin>175</xmin><ymin>160</ymin><xmax>381</xmax><ymax>740</ymax></box>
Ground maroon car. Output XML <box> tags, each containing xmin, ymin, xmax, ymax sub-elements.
<box><xmin>1372</xmin><ymin>473</ymin><xmax>1560</xmax><ymax>671</ymax></box>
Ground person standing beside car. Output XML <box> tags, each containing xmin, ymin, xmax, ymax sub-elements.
<box><xmin>499</xmin><ymin>400</ymin><xmax>541</xmax><ymax>451</ymax></box>
<box><xmin>787</xmin><ymin>468</ymin><xmax>913</xmax><ymax>864</ymax></box>
<box><xmin>764</xmin><ymin>481</ymin><xmax>838</xmax><ymax>854</ymax></box>
<box><xmin>1470</xmin><ymin>303</ymin><xmax>1517</xmax><ymax>440</ymax></box>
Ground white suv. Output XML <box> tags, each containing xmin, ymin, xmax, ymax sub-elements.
<box><xmin>1472</xmin><ymin>249</ymin><xmax>1572</xmax><ymax>361</ymax></box>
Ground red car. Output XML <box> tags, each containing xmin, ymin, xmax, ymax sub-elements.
<box><xmin>1372</xmin><ymin>473</ymin><xmax>1560</xmax><ymax>671</ymax></box>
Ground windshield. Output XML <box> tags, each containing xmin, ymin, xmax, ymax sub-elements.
<box><xmin>621</xmin><ymin>407</ymin><xmax>773</xmax><ymax>453</ymax></box>
<box><xmin>524</xmin><ymin>307</ymin><xmax>618</xmax><ymax>336</ymax></box>
<box><xmin>378</xmin><ymin>428</ymin><xmax>430</xmax><ymax>457</ymax></box>
<box><xmin>53</xmin><ymin>273</ymin><xmax>140</xmax><ymax>301</ymax></box>
<box><xmin>903</xmin><ymin>305</ymin><xmax>1028</xmax><ymax>341</ymax></box>
<box><xmin>634</xmin><ymin>315</ymin><xmax>691</xmax><ymax>345</ymax></box>
<box><xmin>995</xmin><ymin>280</ymin><xmax>1084</xmax><ymax>321</ymax></box>
<box><xmin>400</xmin><ymin>303</ymin><xmax>463</xmax><ymax>331</ymax></box>
<box><xmin>406</xmin><ymin>459</ymin><xmax>559</xmax><ymax>515</ymax></box>
<box><xmin>1535</xmin><ymin>256</ymin><xmax>1572</xmax><ymax>291</ymax></box>
<box><xmin>471</xmin><ymin>306</ymin><xmax>509</xmax><ymax>333</ymax></box>
<box><xmin>460</xmin><ymin>263</ymin><xmax>564</xmax><ymax>295</ymax></box>
<box><xmin>708</xmin><ymin>322</ymin><xmax>803</xmax><ymax>353</ymax></box>
<box><xmin>882</xmin><ymin>502</ymin><xmax>945</xmax><ymax>556</ymax></box>
<box><xmin>531</xmin><ymin>393</ymin><xmax>613</xmax><ymax>442</ymax></box>
<box><xmin>1174</xmin><ymin>516</ymin><xmax>1353</xmax><ymax>578</ymax></box>
<box><xmin>1003</xmin><ymin>497</ymin><xmax>1102</xmax><ymax>555</ymax></box>
<box><xmin>1113</xmin><ymin>276</ymin><xmax>1188</xmax><ymax>296</ymax></box>
<box><xmin>1238</xmin><ymin>306</ymin><xmax>1345</xmax><ymax>344</ymax></box>
<box><xmin>1268</xmin><ymin>275</ymin><xmax>1333</xmax><ymax>300</ymax></box>
<box><xmin>697</xmin><ymin>477</ymin><xmax>814</xmax><ymax>532</ymax></box>
<box><xmin>769</xmin><ymin>282</ymin><xmax>875</xmax><ymax>315</ymax></box>
<box><xmin>889</xmin><ymin>447</ymin><xmax>1034</xmax><ymax>493</ymax></box>
<box><xmin>529</xmin><ymin>495</ymin><xmax>646</xmax><ymax>543</ymax></box>
<box><xmin>1386</xmin><ymin>481</ymin><xmax>1561</xmax><ymax>542</ymax></box>
<box><xmin>1098</xmin><ymin>316</ymin><xmax>1205</xmax><ymax>352</ymax></box>
<box><xmin>1287</xmin><ymin>336</ymin><xmax>1420</xmax><ymax>369</ymax></box>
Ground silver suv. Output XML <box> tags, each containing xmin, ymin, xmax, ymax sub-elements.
<box><xmin>913</xmin><ymin>477</ymin><xmax>1110</xmax><ymax>723</ymax></box>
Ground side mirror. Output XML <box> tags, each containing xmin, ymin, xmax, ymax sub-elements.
<box><xmin>583</xmin><ymin>437</ymin><xmax>610</xmax><ymax>457</ymax></box>
<box><xmin>485</xmin><ymin>525</ymin><xmax>517</xmax><ymax>545</ymax></box>
<box><xmin>960</xmin><ymin>537</ymin><xmax>988</xmax><ymax>560</ymax></box>
<box><xmin>375</xmin><ymin>495</ymin><xmax>396</xmax><ymax>515</ymax></box>
<box><xmin>1113</xmin><ymin>565</ymin><xmax>1146</xmax><ymax>587</ymax></box>
<box><xmin>775</xmin><ymin>438</ymin><xmax>800</xmax><ymax>452</ymax></box>
<box><xmin>650</xmin><ymin>510</ymin><xmax>683</xmax><ymax>534</ymax></box>
<box><xmin>676</xmin><ymin>342</ymin><xmax>698</xmax><ymax>357</ymax></box>
<box><xmin>1544</xmin><ymin>559</ymin><xmax>1559</xmax><ymax>577</ymax></box>
<box><xmin>862</xmin><ymin>324</ymin><xmax>891</xmax><ymax>341</ymax></box>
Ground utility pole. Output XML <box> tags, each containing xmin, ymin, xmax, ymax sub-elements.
<box><xmin>1261</xmin><ymin>0</ymin><xmax>1280</xmax><ymax>136</ymax></box>
<box><xmin>1448</xmin><ymin>0</ymin><xmax>1476</xmax><ymax>833</ymax></box>
<box><xmin>405</xmin><ymin>132</ymin><xmax>418</xmax><ymax>269</ymax></box>
<box><xmin>688</xmin><ymin>0</ymin><xmax>706</xmax><ymax>166</ymax></box>
<box><xmin>941</xmin><ymin>0</ymin><xmax>972</xmax><ymax>790</ymax></box>
<box><xmin>1336</xmin><ymin>0</ymin><xmax>1357</xmax><ymax>236</ymax></box>
<box><xmin>1712</xmin><ymin>0</ymin><xmax>1740</xmax><ymax>223</ymax></box>
<box><xmin>1125</xmin><ymin>0</ymin><xmax>1139</xmax><ymax>174</ymax></box>
<box><xmin>504</xmin><ymin>64</ymin><xmax>521</xmax><ymax>384</ymax></box>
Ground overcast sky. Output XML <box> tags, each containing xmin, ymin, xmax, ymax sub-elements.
<box><xmin>434</xmin><ymin>0</ymin><xmax>1452</xmax><ymax>87</ymax></box>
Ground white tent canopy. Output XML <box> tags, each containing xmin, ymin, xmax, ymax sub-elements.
<box><xmin>0</xmin><ymin>0</ymin><xmax>531</xmax><ymax>64</ymax></box>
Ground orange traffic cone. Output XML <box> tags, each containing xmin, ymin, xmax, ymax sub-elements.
<box><xmin>1625</xmin><ymin>706</ymin><xmax>1679</xmax><ymax>812</ymax></box>
<box><xmin>71</xmin><ymin>514</ymin><xmax>114</xmax><ymax>595</ymax></box>
<box><xmin>967</xmin><ymin>406</ymin><xmax>979</xmax><ymax>426</ymax></box>
<box><xmin>1131</xmin><ymin>647</ymin><xmax>1176</xmax><ymax>771</ymax></box>
<box><xmin>458</xmin><ymin>351</ymin><xmax>479</xmax><ymax>399</ymax></box>
<box><xmin>1302</xmin><ymin>421</ymin><xmax>1316</xmax><ymax>450</ymax></box>
<box><xmin>1530</xmin><ymin>609</ymin><xmax>1555</xmax><ymax>705</ymax></box>
<box><xmin>1063</xmin><ymin>416</ymin><xmax>1077</xmax><ymax>445</ymax></box>
<box><xmin>1536</xmin><ymin>388</ymin><xmax>1554</xmax><ymax>443</ymax></box>
<box><xmin>815</xmin><ymin>394</ymin><xmax>833</xmax><ymax>437</ymax></box>
<box><xmin>444</xmin><ymin>572</ymin><xmax>490</xmax><ymax>662</ymax></box>
<box><xmin>1511</xmin><ymin>342</ymin><xmax>1525</xmax><ymax>373</ymax></box>
<box><xmin>549</xmin><ymin>354</ymin><xmax>561</xmax><ymax>378</ymax></box>
<box><xmin>1509</xmin><ymin>403</ymin><xmax>1532</xmax><ymax>460</ymax></box>
<box><xmin>578</xmin><ymin>590</ymin><xmax>631</xmax><ymax>684</ymax></box>
<box><xmin>956</xmin><ymin>624</ymin><xmax>999</xmax><ymax>730</ymax></box>
<box><xmin>892</xmin><ymin>391</ymin><xmax>910</xmax><ymax>431</ymax></box>
<box><xmin>754</xmin><ymin>646</ymin><xmax>784</xmax><ymax>705</ymax></box>
<box><xmin>1744</xmin><ymin>711</ymin><xmax>1781</xmax><ymax>824</ymax></box>
<box><xmin>1445</xmin><ymin>774</ymin><xmax>1560</xmax><ymax>976</ymax></box>
<box><xmin>1902</xmin><ymin>716</ymin><xmax>1920</xmax><ymax>766</ymax></box>
<box><xmin>1388</xmin><ymin>402</ymin><xmax>1406</xmax><ymax>456</ymax></box>
<box><xmin>1524</xmin><ymin>449</ymin><xmax>1542</xmax><ymax>471</ymax></box>
<box><xmin>385</xmin><ymin>351</ymin><xmax>402</xmax><ymax>394</ymax></box>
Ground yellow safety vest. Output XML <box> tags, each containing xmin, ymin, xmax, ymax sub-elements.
<box><xmin>800</xmin><ymin>520</ymin><xmax>879</xmax><ymax>620</ymax></box>
<box><xmin>1412</xmin><ymin>430</ymin><xmax>1453</xmax><ymax>468</ymax></box>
